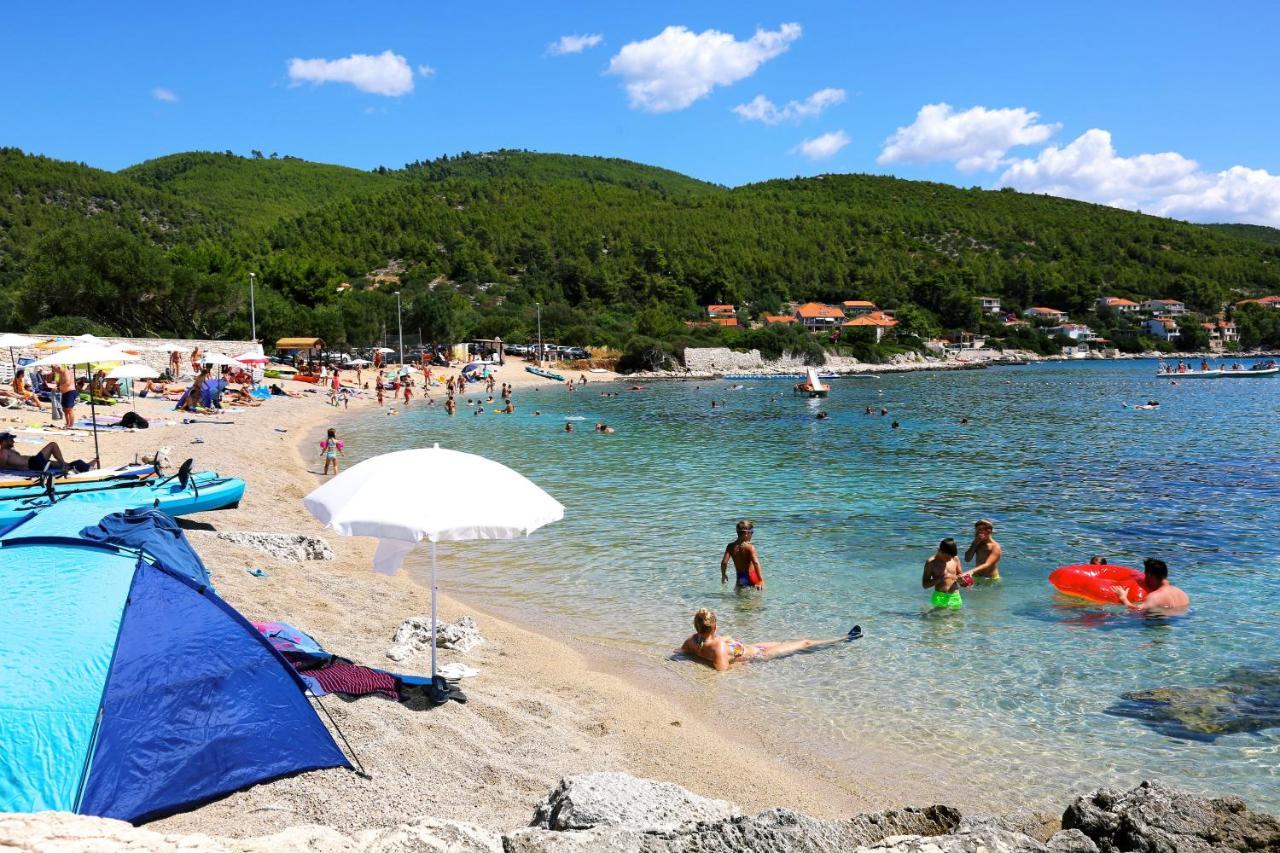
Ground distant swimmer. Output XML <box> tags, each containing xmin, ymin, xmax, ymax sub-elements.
<box><xmin>1090</xmin><ymin>554</ymin><xmax>1107</xmax><ymax>565</ymax></box>
<box><xmin>594</xmin><ymin>422</ymin><xmax>614</xmax><ymax>433</ymax></box>
<box><xmin>564</xmin><ymin>422</ymin><xmax>574</xmax><ymax>432</ymax></box>
<box><xmin>891</xmin><ymin>421</ymin><xmax>900</xmax><ymax>429</ymax></box>
<box><xmin>721</xmin><ymin>520</ymin><xmax>764</xmax><ymax>589</ymax></box>
<box><xmin>923</xmin><ymin>538</ymin><xmax>967</xmax><ymax>609</ymax></box>
<box><xmin>1113</xmin><ymin>558</ymin><xmax>1190</xmax><ymax>613</ymax></box>
<box><xmin>965</xmin><ymin>519</ymin><xmax>1003</xmax><ymax>580</ymax></box>
<box><xmin>816</xmin><ymin>411</ymin><xmax>829</xmax><ymax>420</ymax></box>
<box><xmin>680</xmin><ymin>608</ymin><xmax>860</xmax><ymax>672</ymax></box>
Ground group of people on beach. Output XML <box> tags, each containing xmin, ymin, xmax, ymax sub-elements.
<box><xmin>683</xmin><ymin>517</ymin><xmax>1189</xmax><ymax>672</ymax></box>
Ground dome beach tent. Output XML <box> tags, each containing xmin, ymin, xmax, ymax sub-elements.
<box><xmin>0</xmin><ymin>533</ymin><xmax>350</xmax><ymax>823</ymax></box>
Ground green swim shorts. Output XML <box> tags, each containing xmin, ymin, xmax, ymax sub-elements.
<box><xmin>931</xmin><ymin>590</ymin><xmax>963</xmax><ymax>609</ymax></box>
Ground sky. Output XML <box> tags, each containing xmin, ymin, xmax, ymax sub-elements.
<box><xmin>4</xmin><ymin>1</ymin><xmax>1280</xmax><ymax>225</ymax></box>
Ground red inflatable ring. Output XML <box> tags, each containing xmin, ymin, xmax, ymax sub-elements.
<box><xmin>1049</xmin><ymin>564</ymin><xmax>1147</xmax><ymax>605</ymax></box>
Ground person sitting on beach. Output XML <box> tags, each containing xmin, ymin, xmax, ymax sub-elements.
<box><xmin>10</xmin><ymin>371</ymin><xmax>40</xmax><ymax>410</ymax></box>
<box><xmin>965</xmin><ymin>519</ymin><xmax>1002</xmax><ymax>580</ymax></box>
<box><xmin>680</xmin><ymin>608</ymin><xmax>858</xmax><ymax>672</ymax></box>
<box><xmin>721</xmin><ymin>520</ymin><xmax>764</xmax><ymax>589</ymax></box>
<box><xmin>0</xmin><ymin>432</ymin><xmax>96</xmax><ymax>473</ymax></box>
<box><xmin>1113</xmin><ymin>558</ymin><xmax>1190</xmax><ymax>613</ymax></box>
<box><xmin>923</xmin><ymin>538</ymin><xmax>970</xmax><ymax>609</ymax></box>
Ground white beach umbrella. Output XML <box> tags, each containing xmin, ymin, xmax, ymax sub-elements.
<box><xmin>106</xmin><ymin>362</ymin><xmax>160</xmax><ymax>411</ymax></box>
<box><xmin>30</xmin><ymin>343</ymin><xmax>140</xmax><ymax>463</ymax></box>
<box><xmin>0</xmin><ymin>333</ymin><xmax>37</xmax><ymax>371</ymax></box>
<box><xmin>154</xmin><ymin>342</ymin><xmax>189</xmax><ymax>353</ymax></box>
<box><xmin>200</xmin><ymin>352</ymin><xmax>248</xmax><ymax>368</ymax></box>
<box><xmin>347</xmin><ymin>358</ymin><xmax>372</xmax><ymax>366</ymax></box>
<box><xmin>374</xmin><ymin>347</ymin><xmax>395</xmax><ymax>354</ymax></box>
<box><xmin>303</xmin><ymin>445</ymin><xmax>564</xmax><ymax>691</ymax></box>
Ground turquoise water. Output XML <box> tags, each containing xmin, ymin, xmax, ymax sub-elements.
<box><xmin>343</xmin><ymin>361</ymin><xmax>1280</xmax><ymax>811</ymax></box>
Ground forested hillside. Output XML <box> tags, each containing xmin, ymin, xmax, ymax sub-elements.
<box><xmin>2</xmin><ymin>147</ymin><xmax>1279</xmax><ymax>354</ymax></box>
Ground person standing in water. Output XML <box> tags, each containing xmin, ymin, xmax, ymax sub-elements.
<box><xmin>1113</xmin><ymin>558</ymin><xmax>1190</xmax><ymax>612</ymax></box>
<box><xmin>721</xmin><ymin>520</ymin><xmax>764</xmax><ymax>589</ymax></box>
<box><xmin>319</xmin><ymin>428</ymin><xmax>344</xmax><ymax>475</ymax></box>
<box><xmin>965</xmin><ymin>519</ymin><xmax>1003</xmax><ymax>580</ymax></box>
<box><xmin>923</xmin><ymin>538</ymin><xmax>966</xmax><ymax>609</ymax></box>
<box><xmin>680</xmin><ymin>608</ymin><xmax>859</xmax><ymax>672</ymax></box>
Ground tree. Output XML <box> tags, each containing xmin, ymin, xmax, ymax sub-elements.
<box><xmin>412</xmin><ymin>288</ymin><xmax>473</xmax><ymax>345</ymax></box>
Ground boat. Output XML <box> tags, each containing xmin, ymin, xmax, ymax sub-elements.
<box><xmin>723</xmin><ymin>372</ymin><xmax>840</xmax><ymax>380</ymax></box>
<box><xmin>1220</xmin><ymin>361</ymin><xmax>1278</xmax><ymax>377</ymax></box>
<box><xmin>794</xmin><ymin>367</ymin><xmax>830</xmax><ymax>398</ymax></box>
<box><xmin>0</xmin><ymin>470</ymin><xmax>245</xmax><ymax>531</ymax></box>
<box><xmin>1156</xmin><ymin>368</ymin><xmax>1221</xmax><ymax>378</ymax></box>
<box><xmin>525</xmin><ymin>366</ymin><xmax>565</xmax><ymax>381</ymax></box>
<box><xmin>0</xmin><ymin>462</ymin><xmax>155</xmax><ymax>492</ymax></box>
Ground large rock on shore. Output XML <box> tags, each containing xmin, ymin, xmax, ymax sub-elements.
<box><xmin>1062</xmin><ymin>780</ymin><xmax>1280</xmax><ymax>852</ymax></box>
<box><xmin>532</xmin><ymin>772</ymin><xmax>741</xmax><ymax>831</ymax></box>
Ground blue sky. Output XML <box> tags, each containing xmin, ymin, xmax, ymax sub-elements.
<box><xmin>5</xmin><ymin>1</ymin><xmax>1279</xmax><ymax>224</ymax></box>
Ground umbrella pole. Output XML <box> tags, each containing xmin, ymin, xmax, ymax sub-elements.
<box><xmin>430</xmin><ymin>540</ymin><xmax>438</xmax><ymax>681</ymax></box>
<box><xmin>89</xmin><ymin>368</ymin><xmax>100</xmax><ymax>467</ymax></box>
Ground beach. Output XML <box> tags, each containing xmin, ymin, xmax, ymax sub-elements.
<box><xmin>12</xmin><ymin>361</ymin><xmax>926</xmax><ymax>839</ymax></box>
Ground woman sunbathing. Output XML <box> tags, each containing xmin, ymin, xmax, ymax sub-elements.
<box><xmin>680</xmin><ymin>608</ymin><xmax>860</xmax><ymax>672</ymax></box>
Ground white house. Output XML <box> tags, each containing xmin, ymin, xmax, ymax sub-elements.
<box><xmin>1096</xmin><ymin>296</ymin><xmax>1140</xmax><ymax>314</ymax></box>
<box><xmin>1142</xmin><ymin>317</ymin><xmax>1180</xmax><ymax>341</ymax></box>
<box><xmin>1047</xmin><ymin>323</ymin><xmax>1095</xmax><ymax>341</ymax></box>
<box><xmin>1023</xmin><ymin>306</ymin><xmax>1069</xmax><ymax>323</ymax></box>
<box><xmin>1141</xmin><ymin>299</ymin><xmax>1186</xmax><ymax>316</ymax></box>
<box><xmin>977</xmin><ymin>296</ymin><xmax>1002</xmax><ymax>314</ymax></box>
<box><xmin>1202</xmin><ymin>320</ymin><xmax>1239</xmax><ymax>351</ymax></box>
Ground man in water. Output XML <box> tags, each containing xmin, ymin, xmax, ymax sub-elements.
<box><xmin>721</xmin><ymin>520</ymin><xmax>764</xmax><ymax>589</ymax></box>
<box><xmin>1114</xmin><ymin>558</ymin><xmax>1190</xmax><ymax>612</ymax></box>
<box><xmin>965</xmin><ymin>519</ymin><xmax>1003</xmax><ymax>580</ymax></box>
<box><xmin>922</xmin><ymin>538</ymin><xmax>965</xmax><ymax>609</ymax></box>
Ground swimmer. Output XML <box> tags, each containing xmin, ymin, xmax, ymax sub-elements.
<box><xmin>880</xmin><ymin>408</ymin><xmax>888</xmax><ymax>416</ymax></box>
<box><xmin>959</xmin><ymin>417</ymin><xmax>969</xmax><ymax>425</ymax></box>
<box><xmin>533</xmin><ymin>411</ymin><xmax>541</xmax><ymax>416</ymax></box>
<box><xmin>923</xmin><ymin>538</ymin><xmax>967</xmax><ymax>609</ymax></box>
<box><xmin>1089</xmin><ymin>555</ymin><xmax>1107</xmax><ymax>565</ymax></box>
<box><xmin>816</xmin><ymin>411</ymin><xmax>829</xmax><ymax>420</ymax></box>
<box><xmin>720</xmin><ymin>520</ymin><xmax>764</xmax><ymax>589</ymax></box>
<box><xmin>965</xmin><ymin>519</ymin><xmax>1002</xmax><ymax>580</ymax></box>
<box><xmin>891</xmin><ymin>420</ymin><xmax>900</xmax><ymax>429</ymax></box>
<box><xmin>680</xmin><ymin>608</ymin><xmax>861</xmax><ymax>672</ymax></box>
<box><xmin>564</xmin><ymin>422</ymin><xmax>573</xmax><ymax>432</ymax></box>
<box><xmin>1112</xmin><ymin>557</ymin><xmax>1190</xmax><ymax>613</ymax></box>
<box><xmin>594</xmin><ymin>422</ymin><xmax>614</xmax><ymax>433</ymax></box>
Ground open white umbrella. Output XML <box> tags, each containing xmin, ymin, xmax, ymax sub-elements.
<box><xmin>234</xmin><ymin>352</ymin><xmax>271</xmax><ymax>364</ymax></box>
<box><xmin>303</xmin><ymin>445</ymin><xmax>564</xmax><ymax>694</ymax></box>
<box><xmin>347</xmin><ymin>358</ymin><xmax>372</xmax><ymax>366</ymax></box>
<box><xmin>200</xmin><ymin>352</ymin><xmax>248</xmax><ymax>368</ymax></box>
<box><xmin>30</xmin><ymin>343</ymin><xmax>140</xmax><ymax>463</ymax></box>
<box><xmin>0</xmin><ymin>333</ymin><xmax>37</xmax><ymax>372</ymax></box>
<box><xmin>106</xmin><ymin>362</ymin><xmax>159</xmax><ymax>410</ymax></box>
<box><xmin>154</xmin><ymin>342</ymin><xmax>189</xmax><ymax>353</ymax></box>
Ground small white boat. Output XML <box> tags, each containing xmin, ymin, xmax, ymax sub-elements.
<box><xmin>1156</xmin><ymin>369</ymin><xmax>1221</xmax><ymax>378</ymax></box>
<box><xmin>1220</xmin><ymin>363</ymin><xmax>1279</xmax><ymax>377</ymax></box>
<box><xmin>794</xmin><ymin>367</ymin><xmax>830</xmax><ymax>398</ymax></box>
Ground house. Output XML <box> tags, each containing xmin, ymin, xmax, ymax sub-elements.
<box><xmin>1236</xmin><ymin>295</ymin><xmax>1280</xmax><ymax>309</ymax></box>
<box><xmin>840</xmin><ymin>300</ymin><xmax>878</xmax><ymax>317</ymax></box>
<box><xmin>942</xmin><ymin>332</ymin><xmax>987</xmax><ymax>350</ymax></box>
<box><xmin>1061</xmin><ymin>344</ymin><xmax>1091</xmax><ymax>359</ymax></box>
<box><xmin>1023</xmin><ymin>307</ymin><xmax>1069</xmax><ymax>323</ymax></box>
<box><xmin>1141</xmin><ymin>298</ymin><xmax>1186</xmax><ymax>316</ymax></box>
<box><xmin>761</xmin><ymin>314</ymin><xmax>798</xmax><ymax>326</ymax></box>
<box><xmin>711</xmin><ymin>317</ymin><xmax>739</xmax><ymax>327</ymax></box>
<box><xmin>841</xmin><ymin>311</ymin><xmax>898</xmax><ymax>343</ymax></box>
<box><xmin>1047</xmin><ymin>323</ymin><xmax>1095</xmax><ymax>341</ymax></box>
<box><xmin>977</xmin><ymin>296</ymin><xmax>1002</xmax><ymax>314</ymax></box>
<box><xmin>1142</xmin><ymin>317</ymin><xmax>1180</xmax><ymax>341</ymax></box>
<box><xmin>1096</xmin><ymin>297</ymin><xmax>1140</xmax><ymax>314</ymax></box>
<box><xmin>794</xmin><ymin>302</ymin><xmax>846</xmax><ymax>332</ymax></box>
<box><xmin>1201</xmin><ymin>320</ymin><xmax>1239</xmax><ymax>351</ymax></box>
<box><xmin>706</xmin><ymin>304</ymin><xmax>736</xmax><ymax>320</ymax></box>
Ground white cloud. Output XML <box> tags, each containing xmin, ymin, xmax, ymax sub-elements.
<box><xmin>733</xmin><ymin>87</ymin><xmax>845</xmax><ymax>125</ymax></box>
<box><xmin>606</xmin><ymin>22</ymin><xmax>801</xmax><ymax>113</ymax></box>
<box><xmin>548</xmin><ymin>33</ymin><xmax>604</xmax><ymax>55</ymax></box>
<box><xmin>152</xmin><ymin>87</ymin><xmax>179</xmax><ymax>103</ymax></box>
<box><xmin>417</xmin><ymin>64</ymin><xmax>436</xmax><ymax>77</ymax></box>
<box><xmin>287</xmin><ymin>50</ymin><xmax>415</xmax><ymax>96</ymax></box>
<box><xmin>791</xmin><ymin>129</ymin><xmax>850</xmax><ymax>161</ymax></box>
<box><xmin>997</xmin><ymin>129</ymin><xmax>1280</xmax><ymax>226</ymax></box>
<box><xmin>878</xmin><ymin>103</ymin><xmax>1059</xmax><ymax>172</ymax></box>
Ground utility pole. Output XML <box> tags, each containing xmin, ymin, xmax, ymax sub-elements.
<box><xmin>396</xmin><ymin>291</ymin><xmax>404</xmax><ymax>366</ymax></box>
<box><xmin>248</xmin><ymin>272</ymin><xmax>257</xmax><ymax>342</ymax></box>
<box><xmin>536</xmin><ymin>302</ymin><xmax>542</xmax><ymax>366</ymax></box>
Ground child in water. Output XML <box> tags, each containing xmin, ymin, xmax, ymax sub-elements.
<box><xmin>319</xmin><ymin>428</ymin><xmax>345</xmax><ymax>475</ymax></box>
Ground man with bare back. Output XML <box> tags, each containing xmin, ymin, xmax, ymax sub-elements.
<box><xmin>721</xmin><ymin>520</ymin><xmax>764</xmax><ymax>589</ymax></box>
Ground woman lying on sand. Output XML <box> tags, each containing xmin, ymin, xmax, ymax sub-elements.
<box><xmin>680</xmin><ymin>608</ymin><xmax>860</xmax><ymax>672</ymax></box>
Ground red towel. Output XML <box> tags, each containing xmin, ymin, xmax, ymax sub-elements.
<box><xmin>310</xmin><ymin>661</ymin><xmax>398</xmax><ymax>699</ymax></box>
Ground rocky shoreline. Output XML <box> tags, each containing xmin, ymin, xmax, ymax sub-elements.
<box><xmin>6</xmin><ymin>774</ymin><xmax>1276</xmax><ymax>852</ymax></box>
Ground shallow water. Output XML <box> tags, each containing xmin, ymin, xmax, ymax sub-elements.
<box><xmin>344</xmin><ymin>360</ymin><xmax>1280</xmax><ymax>811</ymax></box>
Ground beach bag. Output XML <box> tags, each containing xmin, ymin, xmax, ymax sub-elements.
<box><xmin>121</xmin><ymin>411</ymin><xmax>149</xmax><ymax>429</ymax></box>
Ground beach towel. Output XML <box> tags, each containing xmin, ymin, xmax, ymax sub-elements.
<box><xmin>309</xmin><ymin>661</ymin><xmax>398</xmax><ymax>699</ymax></box>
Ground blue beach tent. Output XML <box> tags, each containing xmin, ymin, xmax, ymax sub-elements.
<box><xmin>0</xmin><ymin>535</ymin><xmax>350</xmax><ymax>823</ymax></box>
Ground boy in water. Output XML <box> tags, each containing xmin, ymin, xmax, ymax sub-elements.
<box><xmin>1114</xmin><ymin>558</ymin><xmax>1190</xmax><ymax>612</ymax></box>
<box><xmin>965</xmin><ymin>519</ymin><xmax>1003</xmax><ymax>580</ymax></box>
<box><xmin>922</xmin><ymin>538</ymin><xmax>966</xmax><ymax>609</ymax></box>
<box><xmin>721</xmin><ymin>520</ymin><xmax>764</xmax><ymax>589</ymax></box>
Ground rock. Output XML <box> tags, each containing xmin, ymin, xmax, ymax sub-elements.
<box><xmin>1062</xmin><ymin>780</ymin><xmax>1280</xmax><ymax>852</ymax></box>
<box><xmin>213</xmin><ymin>531</ymin><xmax>334</xmax><ymax>562</ymax></box>
<box><xmin>1045</xmin><ymin>829</ymin><xmax>1099</xmax><ymax>852</ymax></box>
<box><xmin>1106</xmin><ymin>664</ymin><xmax>1280</xmax><ymax>740</ymax></box>
<box><xmin>857</xmin><ymin>825</ymin><xmax>1048</xmax><ymax>852</ymax></box>
<box><xmin>959</xmin><ymin>809</ymin><xmax>1058</xmax><ymax>842</ymax></box>
<box><xmin>531</xmin><ymin>772</ymin><xmax>740</xmax><ymax>831</ymax></box>
<box><xmin>388</xmin><ymin>615</ymin><xmax>483</xmax><ymax>661</ymax></box>
<box><xmin>354</xmin><ymin>816</ymin><xmax>503</xmax><ymax>852</ymax></box>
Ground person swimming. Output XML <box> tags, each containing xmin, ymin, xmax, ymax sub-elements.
<box><xmin>922</xmin><ymin>538</ymin><xmax>969</xmax><ymax>609</ymax></box>
<box><xmin>679</xmin><ymin>608</ymin><xmax>860</xmax><ymax>672</ymax></box>
<box><xmin>721</xmin><ymin>520</ymin><xmax>764</xmax><ymax>589</ymax></box>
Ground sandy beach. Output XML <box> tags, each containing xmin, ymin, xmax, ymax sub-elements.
<box><xmin>3</xmin><ymin>359</ymin><xmax>943</xmax><ymax>838</ymax></box>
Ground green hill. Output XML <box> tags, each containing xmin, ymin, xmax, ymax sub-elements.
<box><xmin>121</xmin><ymin>151</ymin><xmax>406</xmax><ymax>231</ymax></box>
<box><xmin>3</xmin><ymin>147</ymin><xmax>1279</xmax><ymax>353</ymax></box>
<box><xmin>1204</xmin><ymin>222</ymin><xmax>1280</xmax><ymax>246</ymax></box>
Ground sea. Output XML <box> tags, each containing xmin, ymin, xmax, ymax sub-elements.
<box><xmin>343</xmin><ymin>359</ymin><xmax>1280</xmax><ymax>812</ymax></box>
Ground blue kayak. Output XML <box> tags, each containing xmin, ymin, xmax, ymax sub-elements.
<box><xmin>0</xmin><ymin>472</ymin><xmax>245</xmax><ymax>534</ymax></box>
